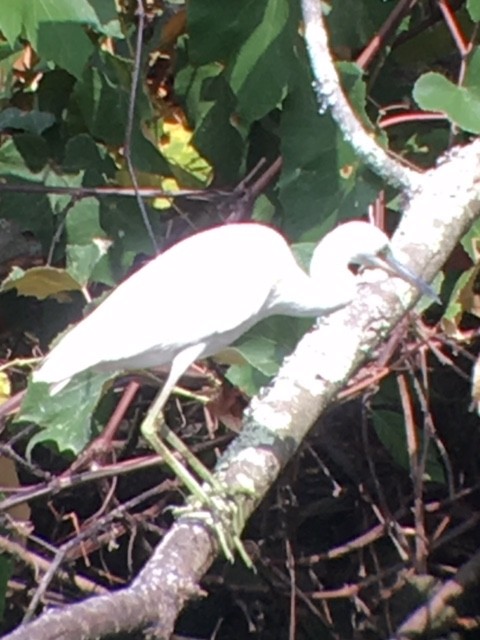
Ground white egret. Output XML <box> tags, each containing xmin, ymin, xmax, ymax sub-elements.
<box><xmin>34</xmin><ymin>221</ymin><xmax>433</xmax><ymax>392</ymax></box>
<box><xmin>32</xmin><ymin>221</ymin><xmax>434</xmax><ymax>564</ymax></box>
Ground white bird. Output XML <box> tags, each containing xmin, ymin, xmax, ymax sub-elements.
<box><xmin>32</xmin><ymin>220</ymin><xmax>435</xmax><ymax>565</ymax></box>
<box><xmin>34</xmin><ymin>220</ymin><xmax>433</xmax><ymax>403</ymax></box>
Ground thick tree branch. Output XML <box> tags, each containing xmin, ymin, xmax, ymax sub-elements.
<box><xmin>300</xmin><ymin>0</ymin><xmax>422</xmax><ymax>192</ymax></box>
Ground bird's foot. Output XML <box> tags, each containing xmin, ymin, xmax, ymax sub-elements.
<box><xmin>174</xmin><ymin>483</ymin><xmax>255</xmax><ymax>569</ymax></box>
<box><xmin>141</xmin><ymin>412</ymin><xmax>254</xmax><ymax>568</ymax></box>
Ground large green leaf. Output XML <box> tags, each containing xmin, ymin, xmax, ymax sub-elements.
<box><xmin>329</xmin><ymin>0</ymin><xmax>396</xmax><ymax>51</ymax></box>
<box><xmin>227</xmin><ymin>315</ymin><xmax>313</xmax><ymax>396</ymax></box>
<box><xmin>227</xmin><ymin>0</ymin><xmax>295</xmax><ymax>123</ymax></box>
<box><xmin>73</xmin><ymin>51</ymin><xmax>169</xmax><ymax>174</ymax></box>
<box><xmin>0</xmin><ymin>0</ymin><xmax>121</xmax><ymax>78</ymax></box>
<box><xmin>188</xmin><ymin>0</ymin><xmax>266</xmax><ymax>65</ymax></box>
<box><xmin>413</xmin><ymin>48</ymin><xmax>480</xmax><ymax>134</ymax></box>
<box><xmin>65</xmin><ymin>198</ymin><xmax>114</xmax><ymax>286</ymax></box>
<box><xmin>17</xmin><ymin>373</ymin><xmax>114</xmax><ymax>456</ymax></box>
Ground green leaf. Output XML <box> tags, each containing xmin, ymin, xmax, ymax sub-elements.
<box><xmin>0</xmin><ymin>0</ymin><xmax>121</xmax><ymax>76</ymax></box>
<box><xmin>73</xmin><ymin>51</ymin><xmax>168</xmax><ymax>173</ymax></box>
<box><xmin>0</xmin><ymin>134</ymin><xmax>49</xmax><ymax>176</ymax></box>
<box><xmin>175</xmin><ymin>52</ymin><xmax>245</xmax><ymax>182</ymax></box>
<box><xmin>99</xmin><ymin>197</ymin><xmax>162</xmax><ymax>272</ymax></box>
<box><xmin>73</xmin><ymin>52</ymin><xmax>134</xmax><ymax>146</ymax></box>
<box><xmin>227</xmin><ymin>0</ymin><xmax>294</xmax><ymax>123</ymax></box>
<box><xmin>291</xmin><ymin>241</ymin><xmax>316</xmax><ymax>271</ymax></box>
<box><xmin>0</xmin><ymin>135</ymin><xmax>58</xmax><ymax>249</ymax></box>
<box><xmin>66</xmin><ymin>242</ymin><xmax>112</xmax><ymax>288</ymax></box>
<box><xmin>17</xmin><ymin>373</ymin><xmax>113</xmax><ymax>456</ymax></box>
<box><xmin>373</xmin><ymin>409</ymin><xmax>410</xmax><ymax>470</ymax></box>
<box><xmin>158</xmin><ymin>120</ymin><xmax>212</xmax><ymax>187</ymax></box>
<box><xmin>65</xmin><ymin>198</ymin><xmax>105</xmax><ymax>245</ymax></box>
<box><xmin>464</xmin><ymin>47</ymin><xmax>480</xmax><ymax>94</ymax></box>
<box><xmin>64</xmin><ymin>199</ymin><xmax>114</xmax><ymax>286</ymax></box>
<box><xmin>188</xmin><ymin>0</ymin><xmax>266</xmax><ymax>64</ymax></box>
<box><xmin>0</xmin><ymin>44</ymin><xmax>23</xmax><ymax>100</ymax></box>
<box><xmin>3</xmin><ymin>1</ymin><xmax>91</xmax><ymax>76</ymax></box>
<box><xmin>0</xmin><ymin>107</ymin><xmax>55</xmax><ymax>135</ymax></box>
<box><xmin>227</xmin><ymin>316</ymin><xmax>312</xmax><ymax>395</ymax></box>
<box><xmin>226</xmin><ymin>362</ymin><xmax>270</xmax><ymax>398</ymax></box>
<box><xmin>467</xmin><ymin>0</ymin><xmax>480</xmax><ymax>22</ymax></box>
<box><xmin>441</xmin><ymin>267</ymin><xmax>477</xmax><ymax>334</ymax></box>
<box><xmin>413</xmin><ymin>50</ymin><xmax>480</xmax><ymax>134</ymax></box>
<box><xmin>62</xmin><ymin>135</ymin><xmax>116</xmax><ymax>174</ymax></box>
<box><xmin>84</xmin><ymin>0</ymin><xmax>123</xmax><ymax>38</ymax></box>
<box><xmin>34</xmin><ymin>22</ymin><xmax>93</xmax><ymax>80</ymax></box>
<box><xmin>373</xmin><ymin>409</ymin><xmax>445</xmax><ymax>484</ymax></box>
<box><xmin>414</xmin><ymin>272</ymin><xmax>444</xmax><ymax>315</ymax></box>
<box><xmin>460</xmin><ymin>217</ymin><xmax>480</xmax><ymax>261</ymax></box>
<box><xmin>0</xmin><ymin>2</ymin><xmax>24</xmax><ymax>47</ymax></box>
<box><xmin>37</xmin><ymin>69</ymin><xmax>76</xmax><ymax>119</ymax></box>
<box><xmin>329</xmin><ymin>0</ymin><xmax>395</xmax><ymax>51</ymax></box>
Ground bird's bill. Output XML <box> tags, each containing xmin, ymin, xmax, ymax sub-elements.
<box><xmin>366</xmin><ymin>252</ymin><xmax>439</xmax><ymax>302</ymax></box>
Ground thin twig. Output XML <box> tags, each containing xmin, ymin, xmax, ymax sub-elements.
<box><xmin>397</xmin><ymin>374</ymin><xmax>427</xmax><ymax>573</ymax></box>
<box><xmin>123</xmin><ymin>0</ymin><xmax>158</xmax><ymax>252</ymax></box>
<box><xmin>437</xmin><ymin>0</ymin><xmax>471</xmax><ymax>57</ymax></box>
<box><xmin>356</xmin><ymin>0</ymin><xmax>418</xmax><ymax>69</ymax></box>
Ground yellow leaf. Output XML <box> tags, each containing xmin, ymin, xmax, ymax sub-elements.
<box><xmin>1</xmin><ymin>266</ymin><xmax>81</xmax><ymax>300</ymax></box>
<box><xmin>0</xmin><ymin>372</ymin><xmax>11</xmax><ymax>404</ymax></box>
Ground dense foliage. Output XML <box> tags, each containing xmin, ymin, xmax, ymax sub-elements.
<box><xmin>1</xmin><ymin>1</ymin><xmax>480</xmax><ymax>638</ymax></box>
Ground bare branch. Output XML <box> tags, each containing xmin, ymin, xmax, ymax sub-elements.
<box><xmin>300</xmin><ymin>0</ymin><xmax>422</xmax><ymax>192</ymax></box>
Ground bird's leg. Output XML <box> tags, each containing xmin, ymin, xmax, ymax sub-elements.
<box><xmin>140</xmin><ymin>347</ymin><xmax>252</xmax><ymax>566</ymax></box>
<box><xmin>146</xmin><ymin>407</ymin><xmax>227</xmax><ymax>500</ymax></box>
<box><xmin>140</xmin><ymin>345</ymin><xmax>221</xmax><ymax>498</ymax></box>
<box><xmin>141</xmin><ymin>389</ymin><xmax>239</xmax><ymax>565</ymax></box>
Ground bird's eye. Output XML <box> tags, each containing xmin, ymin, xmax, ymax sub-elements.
<box><xmin>377</xmin><ymin>246</ymin><xmax>389</xmax><ymax>258</ymax></box>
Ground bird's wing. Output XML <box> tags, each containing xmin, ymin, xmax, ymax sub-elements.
<box><xmin>35</xmin><ymin>224</ymin><xmax>300</xmax><ymax>384</ymax></box>
<box><xmin>91</xmin><ymin>225</ymin><xmax>296</xmax><ymax>355</ymax></box>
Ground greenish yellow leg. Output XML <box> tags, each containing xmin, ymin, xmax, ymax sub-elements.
<box><xmin>142</xmin><ymin>410</ymin><xmax>242</xmax><ymax>564</ymax></box>
<box><xmin>141</xmin><ymin>408</ymin><xmax>214</xmax><ymax>507</ymax></box>
<box><xmin>140</xmin><ymin>350</ymin><xmax>253</xmax><ymax>567</ymax></box>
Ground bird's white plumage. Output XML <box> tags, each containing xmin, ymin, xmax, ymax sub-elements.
<box><xmin>33</xmin><ymin>221</ymin><xmax>428</xmax><ymax>392</ymax></box>
<box><xmin>34</xmin><ymin>224</ymin><xmax>311</xmax><ymax>387</ymax></box>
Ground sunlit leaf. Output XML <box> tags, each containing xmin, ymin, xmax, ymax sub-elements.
<box><xmin>1</xmin><ymin>266</ymin><xmax>81</xmax><ymax>299</ymax></box>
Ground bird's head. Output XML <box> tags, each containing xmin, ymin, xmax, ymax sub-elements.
<box><xmin>310</xmin><ymin>221</ymin><xmax>437</xmax><ymax>301</ymax></box>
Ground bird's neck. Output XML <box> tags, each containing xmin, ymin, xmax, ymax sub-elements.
<box><xmin>268</xmin><ymin>271</ymin><xmax>354</xmax><ymax>318</ymax></box>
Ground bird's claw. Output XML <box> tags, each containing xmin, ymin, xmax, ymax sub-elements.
<box><xmin>174</xmin><ymin>485</ymin><xmax>254</xmax><ymax>569</ymax></box>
